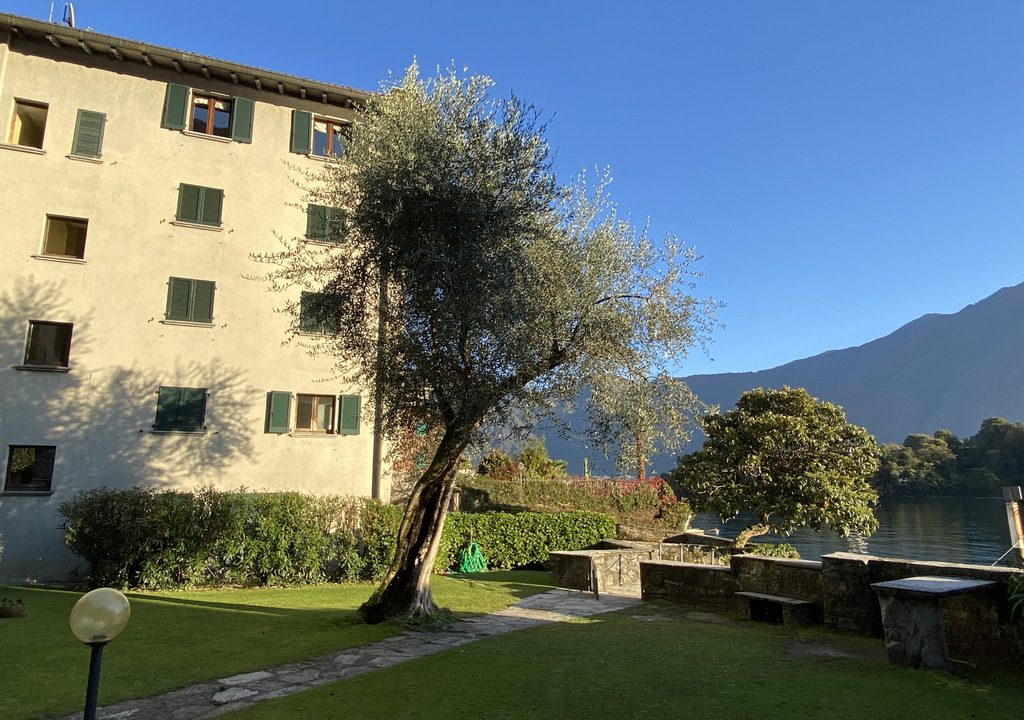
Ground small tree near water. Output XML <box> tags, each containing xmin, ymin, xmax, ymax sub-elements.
<box><xmin>669</xmin><ymin>387</ymin><xmax>880</xmax><ymax>547</ymax></box>
<box><xmin>255</xmin><ymin>64</ymin><xmax>714</xmax><ymax>623</ymax></box>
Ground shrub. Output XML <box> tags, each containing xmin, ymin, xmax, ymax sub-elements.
<box><xmin>61</xmin><ymin>487</ymin><xmax>363</xmax><ymax>589</ymax></box>
<box><xmin>747</xmin><ymin>542</ymin><xmax>801</xmax><ymax>559</ymax></box>
<box><xmin>460</xmin><ymin>474</ymin><xmax>690</xmax><ymax>530</ymax></box>
<box><xmin>60</xmin><ymin>487</ymin><xmax>608</xmax><ymax>589</ymax></box>
<box><xmin>438</xmin><ymin>511</ymin><xmax>616</xmax><ymax>571</ymax></box>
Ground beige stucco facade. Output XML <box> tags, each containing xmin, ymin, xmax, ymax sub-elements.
<box><xmin>0</xmin><ymin>15</ymin><xmax>388</xmax><ymax>583</ymax></box>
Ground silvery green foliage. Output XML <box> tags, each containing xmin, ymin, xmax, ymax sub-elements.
<box><xmin>255</xmin><ymin>62</ymin><xmax>715</xmax><ymax>456</ymax></box>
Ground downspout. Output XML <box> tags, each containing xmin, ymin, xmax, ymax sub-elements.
<box><xmin>370</xmin><ymin>263</ymin><xmax>388</xmax><ymax>500</ymax></box>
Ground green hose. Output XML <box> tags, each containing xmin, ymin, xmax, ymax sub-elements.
<box><xmin>457</xmin><ymin>540</ymin><xmax>487</xmax><ymax>573</ymax></box>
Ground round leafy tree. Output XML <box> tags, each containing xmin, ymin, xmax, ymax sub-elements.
<box><xmin>670</xmin><ymin>387</ymin><xmax>880</xmax><ymax>547</ymax></box>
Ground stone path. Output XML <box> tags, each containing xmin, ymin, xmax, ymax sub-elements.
<box><xmin>62</xmin><ymin>588</ymin><xmax>641</xmax><ymax>720</ymax></box>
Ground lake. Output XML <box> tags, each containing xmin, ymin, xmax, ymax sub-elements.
<box><xmin>689</xmin><ymin>496</ymin><xmax>1020</xmax><ymax>567</ymax></box>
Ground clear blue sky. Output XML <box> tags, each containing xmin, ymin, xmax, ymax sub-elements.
<box><xmin>7</xmin><ymin>1</ymin><xmax>1024</xmax><ymax>375</ymax></box>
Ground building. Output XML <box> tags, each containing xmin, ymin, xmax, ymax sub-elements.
<box><xmin>0</xmin><ymin>13</ymin><xmax>388</xmax><ymax>583</ymax></box>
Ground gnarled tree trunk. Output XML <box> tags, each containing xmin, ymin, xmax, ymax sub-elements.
<box><xmin>358</xmin><ymin>427</ymin><xmax>469</xmax><ymax>624</ymax></box>
<box><xmin>733</xmin><ymin>522</ymin><xmax>771</xmax><ymax>548</ymax></box>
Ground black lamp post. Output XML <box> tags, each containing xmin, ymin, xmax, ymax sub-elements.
<box><xmin>69</xmin><ymin>588</ymin><xmax>131</xmax><ymax>720</ymax></box>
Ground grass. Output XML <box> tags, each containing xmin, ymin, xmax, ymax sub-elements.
<box><xmin>224</xmin><ymin>603</ymin><xmax>1024</xmax><ymax>720</ymax></box>
<box><xmin>0</xmin><ymin>571</ymin><xmax>552</xmax><ymax>720</ymax></box>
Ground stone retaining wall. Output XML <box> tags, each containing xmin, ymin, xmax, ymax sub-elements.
<box><xmin>637</xmin><ymin>551</ymin><xmax>1024</xmax><ymax>661</ymax></box>
<box><xmin>640</xmin><ymin>560</ymin><xmax>737</xmax><ymax>611</ymax></box>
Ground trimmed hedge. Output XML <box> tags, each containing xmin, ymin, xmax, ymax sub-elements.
<box><xmin>59</xmin><ymin>487</ymin><xmax>614</xmax><ymax>590</ymax></box>
<box><xmin>460</xmin><ymin>475</ymin><xmax>691</xmax><ymax>530</ymax></box>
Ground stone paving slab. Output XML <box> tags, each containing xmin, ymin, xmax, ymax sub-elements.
<box><xmin>57</xmin><ymin>588</ymin><xmax>640</xmax><ymax>720</ymax></box>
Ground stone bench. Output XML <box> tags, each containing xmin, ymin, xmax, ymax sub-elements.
<box><xmin>734</xmin><ymin>591</ymin><xmax>820</xmax><ymax>626</ymax></box>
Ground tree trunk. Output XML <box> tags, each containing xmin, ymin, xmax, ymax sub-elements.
<box><xmin>635</xmin><ymin>431</ymin><xmax>646</xmax><ymax>483</ymax></box>
<box><xmin>733</xmin><ymin>523</ymin><xmax>770</xmax><ymax>548</ymax></box>
<box><xmin>359</xmin><ymin>426</ymin><xmax>469</xmax><ymax>624</ymax></box>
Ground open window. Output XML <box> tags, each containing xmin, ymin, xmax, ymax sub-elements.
<box><xmin>4</xmin><ymin>446</ymin><xmax>56</xmax><ymax>492</ymax></box>
<box><xmin>8</xmin><ymin>100</ymin><xmax>48</xmax><ymax>149</ymax></box>
<box><xmin>42</xmin><ymin>216</ymin><xmax>88</xmax><ymax>259</ymax></box>
<box><xmin>24</xmin><ymin>321</ymin><xmax>73</xmax><ymax>368</ymax></box>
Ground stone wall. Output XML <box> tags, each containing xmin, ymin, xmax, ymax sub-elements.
<box><xmin>640</xmin><ymin>560</ymin><xmax>737</xmax><ymax>611</ymax></box>
<box><xmin>637</xmin><ymin>551</ymin><xmax>1024</xmax><ymax>661</ymax></box>
<box><xmin>820</xmin><ymin>552</ymin><xmax>1019</xmax><ymax>657</ymax></box>
<box><xmin>732</xmin><ymin>555</ymin><xmax>823</xmax><ymax>603</ymax></box>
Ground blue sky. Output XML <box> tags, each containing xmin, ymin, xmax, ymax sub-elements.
<box><xmin>7</xmin><ymin>1</ymin><xmax>1023</xmax><ymax>375</ymax></box>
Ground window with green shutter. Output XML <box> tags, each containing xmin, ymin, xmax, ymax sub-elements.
<box><xmin>176</xmin><ymin>184</ymin><xmax>224</xmax><ymax>227</ymax></box>
<box><xmin>163</xmin><ymin>83</ymin><xmax>255</xmax><ymax>143</ymax></box>
<box><xmin>153</xmin><ymin>386</ymin><xmax>207</xmax><ymax>432</ymax></box>
<box><xmin>290</xmin><ymin>110</ymin><xmax>312</xmax><ymax>154</ymax></box>
<box><xmin>71</xmin><ymin>109</ymin><xmax>106</xmax><ymax>158</ymax></box>
<box><xmin>165</xmin><ymin>277</ymin><xmax>215</xmax><ymax>324</ymax></box>
<box><xmin>265</xmin><ymin>391</ymin><xmax>292</xmax><ymax>434</ymax></box>
<box><xmin>306</xmin><ymin>204</ymin><xmax>346</xmax><ymax>243</ymax></box>
<box><xmin>298</xmin><ymin>291</ymin><xmax>341</xmax><ymax>335</ymax></box>
<box><xmin>338</xmin><ymin>394</ymin><xmax>361</xmax><ymax>435</ymax></box>
<box><xmin>162</xmin><ymin>83</ymin><xmax>189</xmax><ymax>130</ymax></box>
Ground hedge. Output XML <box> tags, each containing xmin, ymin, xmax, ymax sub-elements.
<box><xmin>59</xmin><ymin>487</ymin><xmax>614</xmax><ymax>590</ymax></box>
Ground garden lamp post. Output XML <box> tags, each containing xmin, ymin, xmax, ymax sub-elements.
<box><xmin>69</xmin><ymin>588</ymin><xmax>131</xmax><ymax>720</ymax></box>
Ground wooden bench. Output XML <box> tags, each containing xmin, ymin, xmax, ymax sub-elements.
<box><xmin>734</xmin><ymin>591</ymin><xmax>820</xmax><ymax>626</ymax></box>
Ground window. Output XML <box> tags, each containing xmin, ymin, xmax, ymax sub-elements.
<box><xmin>70</xmin><ymin>109</ymin><xmax>106</xmax><ymax>158</ymax></box>
<box><xmin>290</xmin><ymin>110</ymin><xmax>349</xmax><ymax>157</ymax></box>
<box><xmin>190</xmin><ymin>94</ymin><xmax>232</xmax><ymax>138</ymax></box>
<box><xmin>161</xmin><ymin>83</ymin><xmax>253</xmax><ymax>143</ymax></box>
<box><xmin>306</xmin><ymin>204</ymin><xmax>346</xmax><ymax>243</ymax></box>
<box><xmin>8</xmin><ymin>100</ymin><xmax>47</xmax><ymax>149</ymax></box>
<box><xmin>165</xmin><ymin>277</ymin><xmax>215</xmax><ymax>324</ymax></box>
<box><xmin>264</xmin><ymin>391</ymin><xmax>361</xmax><ymax>435</ymax></box>
<box><xmin>42</xmin><ymin>216</ymin><xmax>88</xmax><ymax>259</ymax></box>
<box><xmin>176</xmin><ymin>183</ymin><xmax>224</xmax><ymax>227</ymax></box>
<box><xmin>24</xmin><ymin>321</ymin><xmax>73</xmax><ymax>368</ymax></box>
<box><xmin>298</xmin><ymin>291</ymin><xmax>340</xmax><ymax>335</ymax></box>
<box><xmin>313</xmin><ymin>118</ymin><xmax>348</xmax><ymax>157</ymax></box>
<box><xmin>154</xmin><ymin>386</ymin><xmax>207</xmax><ymax>432</ymax></box>
<box><xmin>4</xmin><ymin>446</ymin><xmax>56</xmax><ymax>492</ymax></box>
<box><xmin>296</xmin><ymin>394</ymin><xmax>335</xmax><ymax>432</ymax></box>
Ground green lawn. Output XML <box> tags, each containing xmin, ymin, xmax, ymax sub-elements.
<box><xmin>0</xmin><ymin>571</ymin><xmax>552</xmax><ymax>720</ymax></box>
<box><xmin>224</xmin><ymin>604</ymin><xmax>1024</xmax><ymax>720</ymax></box>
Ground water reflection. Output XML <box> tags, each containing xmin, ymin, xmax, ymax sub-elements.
<box><xmin>689</xmin><ymin>496</ymin><xmax>1019</xmax><ymax>566</ymax></box>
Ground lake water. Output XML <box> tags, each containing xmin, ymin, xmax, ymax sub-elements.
<box><xmin>689</xmin><ymin>496</ymin><xmax>1020</xmax><ymax>567</ymax></box>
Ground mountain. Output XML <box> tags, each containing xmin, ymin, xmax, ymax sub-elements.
<box><xmin>539</xmin><ymin>281</ymin><xmax>1024</xmax><ymax>475</ymax></box>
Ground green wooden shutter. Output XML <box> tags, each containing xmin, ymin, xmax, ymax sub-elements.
<box><xmin>166</xmin><ymin>277</ymin><xmax>192</xmax><ymax>321</ymax></box>
<box><xmin>178</xmin><ymin>388</ymin><xmax>207</xmax><ymax>432</ymax></box>
<box><xmin>71</xmin><ymin>109</ymin><xmax>106</xmax><ymax>158</ymax></box>
<box><xmin>266</xmin><ymin>391</ymin><xmax>292</xmax><ymax>433</ymax></box>
<box><xmin>298</xmin><ymin>292</ymin><xmax>316</xmax><ymax>333</ymax></box>
<box><xmin>154</xmin><ymin>386</ymin><xmax>182</xmax><ymax>430</ymax></box>
<box><xmin>325</xmin><ymin>207</ymin><xmax>346</xmax><ymax>242</ymax></box>
<box><xmin>290</xmin><ymin>110</ymin><xmax>312</xmax><ymax>154</ymax></box>
<box><xmin>338</xmin><ymin>394</ymin><xmax>361</xmax><ymax>435</ymax></box>
<box><xmin>162</xmin><ymin>83</ymin><xmax>189</xmax><ymax>130</ymax></box>
<box><xmin>191</xmin><ymin>280</ymin><xmax>215</xmax><ymax>323</ymax></box>
<box><xmin>177</xmin><ymin>184</ymin><xmax>202</xmax><ymax>223</ymax></box>
<box><xmin>306</xmin><ymin>204</ymin><xmax>327</xmax><ymax>239</ymax></box>
<box><xmin>230</xmin><ymin>97</ymin><xmax>254</xmax><ymax>143</ymax></box>
<box><xmin>198</xmin><ymin>188</ymin><xmax>223</xmax><ymax>226</ymax></box>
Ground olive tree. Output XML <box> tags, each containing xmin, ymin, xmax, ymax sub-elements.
<box><xmin>255</xmin><ymin>64</ymin><xmax>714</xmax><ymax>622</ymax></box>
<box><xmin>670</xmin><ymin>387</ymin><xmax>880</xmax><ymax>547</ymax></box>
<box><xmin>587</xmin><ymin>373</ymin><xmax>704</xmax><ymax>482</ymax></box>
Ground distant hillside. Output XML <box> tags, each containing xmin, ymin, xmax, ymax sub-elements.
<box><xmin>539</xmin><ymin>281</ymin><xmax>1024</xmax><ymax>475</ymax></box>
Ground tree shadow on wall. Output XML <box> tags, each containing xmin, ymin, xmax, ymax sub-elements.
<box><xmin>0</xmin><ymin>278</ymin><xmax>259</xmax><ymax>576</ymax></box>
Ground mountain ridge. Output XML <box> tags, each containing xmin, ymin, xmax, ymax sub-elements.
<box><xmin>539</xmin><ymin>281</ymin><xmax>1024</xmax><ymax>475</ymax></box>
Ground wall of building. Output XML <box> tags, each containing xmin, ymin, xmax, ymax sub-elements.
<box><xmin>0</xmin><ymin>37</ymin><xmax>386</xmax><ymax>583</ymax></box>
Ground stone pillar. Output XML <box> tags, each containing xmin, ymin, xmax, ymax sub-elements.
<box><xmin>876</xmin><ymin>594</ymin><xmax>951</xmax><ymax>671</ymax></box>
